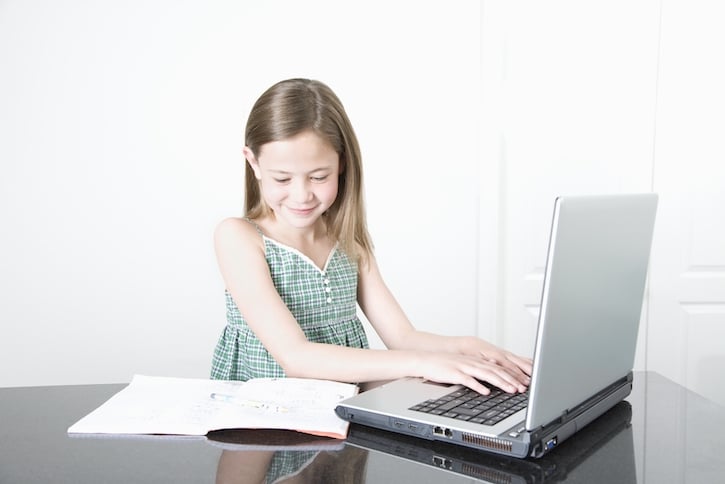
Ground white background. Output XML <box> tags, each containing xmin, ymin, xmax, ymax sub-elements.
<box><xmin>2</xmin><ymin>1</ymin><xmax>724</xmax><ymax>407</ymax></box>
<box><xmin>1</xmin><ymin>0</ymin><xmax>481</xmax><ymax>386</ymax></box>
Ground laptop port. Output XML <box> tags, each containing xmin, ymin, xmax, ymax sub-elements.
<box><xmin>433</xmin><ymin>426</ymin><xmax>453</xmax><ymax>438</ymax></box>
<box><xmin>432</xmin><ymin>455</ymin><xmax>452</xmax><ymax>469</ymax></box>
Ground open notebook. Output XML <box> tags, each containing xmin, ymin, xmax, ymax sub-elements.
<box><xmin>69</xmin><ymin>375</ymin><xmax>357</xmax><ymax>439</ymax></box>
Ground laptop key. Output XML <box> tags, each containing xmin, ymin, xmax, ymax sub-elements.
<box><xmin>436</xmin><ymin>399</ymin><xmax>467</xmax><ymax>412</ymax></box>
<box><xmin>451</xmin><ymin>406</ymin><xmax>484</xmax><ymax>417</ymax></box>
<box><xmin>481</xmin><ymin>409</ymin><xmax>501</xmax><ymax>419</ymax></box>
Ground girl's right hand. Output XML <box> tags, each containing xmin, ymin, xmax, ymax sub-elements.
<box><xmin>417</xmin><ymin>352</ymin><xmax>529</xmax><ymax>395</ymax></box>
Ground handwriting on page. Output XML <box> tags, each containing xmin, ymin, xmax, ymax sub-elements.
<box><xmin>210</xmin><ymin>378</ymin><xmax>354</xmax><ymax>432</ymax></box>
<box><xmin>67</xmin><ymin>375</ymin><xmax>357</xmax><ymax>438</ymax></box>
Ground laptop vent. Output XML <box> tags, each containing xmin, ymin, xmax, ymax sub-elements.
<box><xmin>460</xmin><ymin>432</ymin><xmax>513</xmax><ymax>453</ymax></box>
<box><xmin>460</xmin><ymin>464</ymin><xmax>513</xmax><ymax>484</ymax></box>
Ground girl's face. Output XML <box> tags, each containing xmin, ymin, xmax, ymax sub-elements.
<box><xmin>246</xmin><ymin>131</ymin><xmax>341</xmax><ymax>230</ymax></box>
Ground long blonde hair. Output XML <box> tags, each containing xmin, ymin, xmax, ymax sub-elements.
<box><xmin>244</xmin><ymin>79</ymin><xmax>372</xmax><ymax>264</ymax></box>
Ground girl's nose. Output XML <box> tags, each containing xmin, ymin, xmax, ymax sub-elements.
<box><xmin>290</xmin><ymin>180</ymin><xmax>313</xmax><ymax>202</ymax></box>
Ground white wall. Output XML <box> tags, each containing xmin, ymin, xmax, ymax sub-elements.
<box><xmin>646</xmin><ymin>0</ymin><xmax>725</xmax><ymax>406</ymax></box>
<box><xmin>479</xmin><ymin>0</ymin><xmax>725</xmax><ymax>407</ymax></box>
<box><xmin>480</xmin><ymin>0</ymin><xmax>660</xmax><ymax>359</ymax></box>
<box><xmin>0</xmin><ymin>1</ymin><xmax>482</xmax><ymax>386</ymax></box>
<box><xmin>3</xmin><ymin>1</ymin><xmax>724</xmax><ymax>404</ymax></box>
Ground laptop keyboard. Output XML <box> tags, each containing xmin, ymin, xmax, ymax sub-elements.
<box><xmin>409</xmin><ymin>387</ymin><xmax>528</xmax><ymax>425</ymax></box>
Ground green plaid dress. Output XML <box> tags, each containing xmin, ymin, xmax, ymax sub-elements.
<box><xmin>210</xmin><ymin>222</ymin><xmax>369</xmax><ymax>382</ymax></box>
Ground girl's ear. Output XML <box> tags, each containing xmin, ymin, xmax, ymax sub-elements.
<box><xmin>244</xmin><ymin>147</ymin><xmax>262</xmax><ymax>180</ymax></box>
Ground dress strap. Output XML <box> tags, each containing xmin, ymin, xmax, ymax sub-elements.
<box><xmin>243</xmin><ymin>217</ymin><xmax>265</xmax><ymax>237</ymax></box>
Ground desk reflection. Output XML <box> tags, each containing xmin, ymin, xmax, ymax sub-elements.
<box><xmin>210</xmin><ymin>401</ymin><xmax>633</xmax><ymax>484</ymax></box>
<box><xmin>210</xmin><ymin>429</ymin><xmax>368</xmax><ymax>484</ymax></box>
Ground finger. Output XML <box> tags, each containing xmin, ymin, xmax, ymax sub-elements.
<box><xmin>506</xmin><ymin>354</ymin><xmax>534</xmax><ymax>377</ymax></box>
<box><xmin>482</xmin><ymin>355</ymin><xmax>530</xmax><ymax>386</ymax></box>
<box><xmin>461</xmin><ymin>376</ymin><xmax>492</xmax><ymax>395</ymax></box>
<box><xmin>483</xmin><ymin>364</ymin><xmax>529</xmax><ymax>393</ymax></box>
<box><xmin>443</xmin><ymin>359</ymin><xmax>506</xmax><ymax>394</ymax></box>
<box><xmin>480</xmin><ymin>352</ymin><xmax>526</xmax><ymax>378</ymax></box>
<box><xmin>487</xmin><ymin>350</ymin><xmax>533</xmax><ymax>379</ymax></box>
<box><xmin>470</xmin><ymin>365</ymin><xmax>521</xmax><ymax>394</ymax></box>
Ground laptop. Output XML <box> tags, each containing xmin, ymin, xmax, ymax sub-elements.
<box><xmin>336</xmin><ymin>193</ymin><xmax>657</xmax><ymax>458</ymax></box>
<box><xmin>346</xmin><ymin>400</ymin><xmax>635</xmax><ymax>483</ymax></box>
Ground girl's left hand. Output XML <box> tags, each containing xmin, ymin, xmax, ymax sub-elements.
<box><xmin>459</xmin><ymin>337</ymin><xmax>533</xmax><ymax>387</ymax></box>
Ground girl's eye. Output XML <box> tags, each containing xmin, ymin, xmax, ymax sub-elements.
<box><xmin>311</xmin><ymin>175</ymin><xmax>328</xmax><ymax>182</ymax></box>
<box><xmin>273</xmin><ymin>178</ymin><xmax>290</xmax><ymax>184</ymax></box>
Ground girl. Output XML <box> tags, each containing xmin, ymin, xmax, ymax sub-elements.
<box><xmin>211</xmin><ymin>78</ymin><xmax>531</xmax><ymax>395</ymax></box>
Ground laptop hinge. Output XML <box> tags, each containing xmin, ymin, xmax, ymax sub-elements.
<box><xmin>546</xmin><ymin>373</ymin><xmax>633</xmax><ymax>429</ymax></box>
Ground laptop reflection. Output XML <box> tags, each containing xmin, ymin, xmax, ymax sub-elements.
<box><xmin>346</xmin><ymin>400</ymin><xmax>635</xmax><ymax>484</ymax></box>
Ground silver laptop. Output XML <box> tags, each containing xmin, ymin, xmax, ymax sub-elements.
<box><xmin>336</xmin><ymin>193</ymin><xmax>658</xmax><ymax>458</ymax></box>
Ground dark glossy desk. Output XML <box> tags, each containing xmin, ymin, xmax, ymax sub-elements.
<box><xmin>1</xmin><ymin>372</ymin><xmax>723</xmax><ymax>483</ymax></box>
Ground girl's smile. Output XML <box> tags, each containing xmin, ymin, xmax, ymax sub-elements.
<box><xmin>288</xmin><ymin>206</ymin><xmax>316</xmax><ymax>217</ymax></box>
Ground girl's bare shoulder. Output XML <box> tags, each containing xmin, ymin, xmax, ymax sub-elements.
<box><xmin>214</xmin><ymin>217</ymin><xmax>264</xmax><ymax>253</ymax></box>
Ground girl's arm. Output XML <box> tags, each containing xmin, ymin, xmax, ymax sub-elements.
<box><xmin>356</xmin><ymin>251</ymin><xmax>532</xmax><ymax>381</ymax></box>
<box><xmin>216</xmin><ymin>450</ymin><xmax>273</xmax><ymax>484</ymax></box>
<box><xmin>215</xmin><ymin>218</ymin><xmax>526</xmax><ymax>394</ymax></box>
